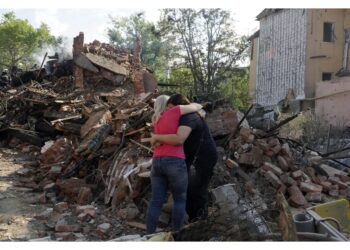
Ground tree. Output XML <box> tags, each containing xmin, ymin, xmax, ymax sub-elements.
<box><xmin>159</xmin><ymin>9</ymin><xmax>250</xmax><ymax>98</ymax></box>
<box><xmin>107</xmin><ymin>12</ymin><xmax>166</xmax><ymax>75</ymax></box>
<box><xmin>219</xmin><ymin>68</ymin><xmax>249</xmax><ymax>110</ymax></box>
<box><xmin>0</xmin><ymin>12</ymin><xmax>55</xmax><ymax>72</ymax></box>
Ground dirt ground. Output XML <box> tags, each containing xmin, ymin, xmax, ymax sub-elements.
<box><xmin>0</xmin><ymin>147</ymin><xmax>49</xmax><ymax>241</ymax></box>
<box><xmin>0</xmin><ymin>147</ymin><xmax>157</xmax><ymax>241</ymax></box>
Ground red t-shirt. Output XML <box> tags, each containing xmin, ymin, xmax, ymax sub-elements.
<box><xmin>153</xmin><ymin>105</ymin><xmax>185</xmax><ymax>159</ymax></box>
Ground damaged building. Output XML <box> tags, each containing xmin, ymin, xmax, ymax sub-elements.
<box><xmin>249</xmin><ymin>9</ymin><xmax>350</xmax><ymax>118</ymax></box>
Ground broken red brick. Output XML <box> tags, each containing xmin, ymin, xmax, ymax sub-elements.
<box><xmin>277</xmin><ymin>155</ymin><xmax>289</xmax><ymax>172</ymax></box>
<box><xmin>304</xmin><ymin>167</ymin><xmax>316</xmax><ymax>179</ymax></box>
<box><xmin>238</xmin><ymin>146</ymin><xmax>263</xmax><ymax>168</ymax></box>
<box><xmin>55</xmin><ymin>224</ymin><xmax>81</xmax><ymax>232</ymax></box>
<box><xmin>262</xmin><ymin>162</ymin><xmax>283</xmax><ymax>176</ymax></box>
<box><xmin>54</xmin><ymin>202</ymin><xmax>69</xmax><ymax>213</ymax></box>
<box><xmin>264</xmin><ymin>171</ymin><xmax>283</xmax><ymax>188</ymax></box>
<box><xmin>55</xmin><ymin>232</ymin><xmax>75</xmax><ymax>241</ymax></box>
<box><xmin>320</xmin><ymin>181</ymin><xmax>333</xmax><ymax>192</ymax></box>
<box><xmin>38</xmin><ymin>193</ymin><xmax>46</xmax><ymax>204</ymax></box>
<box><xmin>77</xmin><ymin>213</ymin><xmax>89</xmax><ymax>222</ymax></box>
<box><xmin>280</xmin><ymin>174</ymin><xmax>297</xmax><ymax>187</ymax></box>
<box><xmin>336</xmin><ymin>174</ymin><xmax>350</xmax><ymax>183</ymax></box>
<box><xmin>328</xmin><ymin>176</ymin><xmax>348</xmax><ymax>189</ymax></box>
<box><xmin>277</xmin><ymin>183</ymin><xmax>287</xmax><ymax>194</ymax></box>
<box><xmin>75</xmin><ymin>205</ymin><xmax>96</xmax><ymax>215</ymax></box>
<box><xmin>288</xmin><ymin>185</ymin><xmax>307</xmax><ymax>207</ymax></box>
<box><xmin>281</xmin><ymin>143</ymin><xmax>292</xmax><ymax>158</ymax></box>
<box><xmin>291</xmin><ymin>170</ymin><xmax>304</xmax><ymax>179</ymax></box>
<box><xmin>77</xmin><ymin>187</ymin><xmax>92</xmax><ymax>205</ymax></box>
<box><xmin>300</xmin><ymin>182</ymin><xmax>322</xmax><ymax>193</ymax></box>
<box><xmin>225</xmin><ymin>158</ymin><xmax>239</xmax><ymax>169</ymax></box>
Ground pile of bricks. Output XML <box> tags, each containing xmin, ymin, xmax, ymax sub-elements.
<box><xmin>226</xmin><ymin>126</ymin><xmax>350</xmax><ymax>208</ymax></box>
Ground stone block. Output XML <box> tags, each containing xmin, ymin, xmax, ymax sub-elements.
<box><xmin>305</xmin><ymin>192</ymin><xmax>323</xmax><ymax>202</ymax></box>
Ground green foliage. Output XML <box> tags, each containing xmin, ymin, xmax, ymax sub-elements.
<box><xmin>107</xmin><ymin>12</ymin><xmax>166</xmax><ymax>73</ymax></box>
<box><xmin>0</xmin><ymin>12</ymin><xmax>55</xmax><ymax>71</ymax></box>
<box><xmin>160</xmin><ymin>66</ymin><xmax>194</xmax><ymax>97</ymax></box>
<box><xmin>159</xmin><ymin>9</ymin><xmax>250</xmax><ymax>98</ymax></box>
<box><xmin>219</xmin><ymin>68</ymin><xmax>249</xmax><ymax>110</ymax></box>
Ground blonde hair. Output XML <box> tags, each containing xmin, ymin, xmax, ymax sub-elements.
<box><xmin>152</xmin><ymin>95</ymin><xmax>170</xmax><ymax>124</ymax></box>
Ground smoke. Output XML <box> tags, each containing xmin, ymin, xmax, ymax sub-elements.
<box><xmin>33</xmin><ymin>36</ymin><xmax>73</xmax><ymax>69</ymax></box>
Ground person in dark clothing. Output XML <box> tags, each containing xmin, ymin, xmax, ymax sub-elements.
<box><xmin>151</xmin><ymin>94</ymin><xmax>218</xmax><ymax>222</ymax></box>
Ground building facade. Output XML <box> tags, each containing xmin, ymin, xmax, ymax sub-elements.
<box><xmin>249</xmin><ymin>9</ymin><xmax>350</xmax><ymax>108</ymax></box>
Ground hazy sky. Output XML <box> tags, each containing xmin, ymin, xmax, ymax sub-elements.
<box><xmin>0</xmin><ymin>7</ymin><xmax>261</xmax><ymax>46</ymax></box>
<box><xmin>1</xmin><ymin>0</ymin><xmax>349</xmax><ymax>59</ymax></box>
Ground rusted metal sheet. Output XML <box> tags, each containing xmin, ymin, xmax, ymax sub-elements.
<box><xmin>256</xmin><ymin>9</ymin><xmax>307</xmax><ymax>106</ymax></box>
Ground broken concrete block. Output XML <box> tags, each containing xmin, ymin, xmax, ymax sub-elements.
<box><xmin>318</xmin><ymin>164</ymin><xmax>347</xmax><ymax>178</ymax></box>
<box><xmin>96</xmin><ymin>223</ymin><xmax>111</xmax><ymax>237</ymax></box>
<box><xmin>328</xmin><ymin>190</ymin><xmax>339</xmax><ymax>197</ymax></box>
<box><xmin>300</xmin><ymin>182</ymin><xmax>323</xmax><ymax>193</ymax></box>
<box><xmin>308</xmin><ymin>156</ymin><xmax>323</xmax><ymax>166</ymax></box>
<box><xmin>35</xmin><ymin>208</ymin><xmax>53</xmax><ymax>220</ymax></box>
<box><xmin>305</xmin><ymin>192</ymin><xmax>323</xmax><ymax>202</ymax></box>
<box><xmin>262</xmin><ymin>162</ymin><xmax>283</xmax><ymax>176</ymax></box>
<box><xmin>287</xmin><ymin>185</ymin><xmax>307</xmax><ymax>207</ymax></box>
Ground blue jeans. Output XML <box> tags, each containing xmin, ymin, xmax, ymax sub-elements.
<box><xmin>146</xmin><ymin>157</ymin><xmax>188</xmax><ymax>234</ymax></box>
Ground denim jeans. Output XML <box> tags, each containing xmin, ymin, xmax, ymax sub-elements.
<box><xmin>146</xmin><ymin>156</ymin><xmax>188</xmax><ymax>234</ymax></box>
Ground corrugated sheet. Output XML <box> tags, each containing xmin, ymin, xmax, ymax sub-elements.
<box><xmin>256</xmin><ymin>9</ymin><xmax>307</xmax><ymax>106</ymax></box>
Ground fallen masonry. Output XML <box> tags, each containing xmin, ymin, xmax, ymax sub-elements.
<box><xmin>1</xmin><ymin>32</ymin><xmax>350</xmax><ymax>242</ymax></box>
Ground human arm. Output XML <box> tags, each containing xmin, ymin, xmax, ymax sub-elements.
<box><xmin>179</xmin><ymin>103</ymin><xmax>202</xmax><ymax>115</ymax></box>
<box><xmin>151</xmin><ymin>126</ymin><xmax>192</xmax><ymax>146</ymax></box>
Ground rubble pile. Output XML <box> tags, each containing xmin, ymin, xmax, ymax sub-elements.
<box><xmin>0</xmin><ymin>32</ymin><xmax>251</xmax><ymax>241</ymax></box>
<box><xmin>225</xmin><ymin>125</ymin><xmax>350</xmax><ymax>209</ymax></box>
<box><xmin>0</xmin><ymin>33</ymin><xmax>166</xmax><ymax>240</ymax></box>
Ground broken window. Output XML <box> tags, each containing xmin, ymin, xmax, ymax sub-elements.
<box><xmin>322</xmin><ymin>72</ymin><xmax>332</xmax><ymax>81</ymax></box>
<box><xmin>323</xmin><ymin>22</ymin><xmax>335</xmax><ymax>42</ymax></box>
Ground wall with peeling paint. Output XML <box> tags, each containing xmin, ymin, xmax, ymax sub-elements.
<box><xmin>255</xmin><ymin>9</ymin><xmax>308</xmax><ymax>106</ymax></box>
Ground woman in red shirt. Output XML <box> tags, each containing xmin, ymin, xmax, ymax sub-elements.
<box><xmin>146</xmin><ymin>95</ymin><xmax>202</xmax><ymax>234</ymax></box>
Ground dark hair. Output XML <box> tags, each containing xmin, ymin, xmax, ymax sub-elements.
<box><xmin>167</xmin><ymin>94</ymin><xmax>191</xmax><ymax>106</ymax></box>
